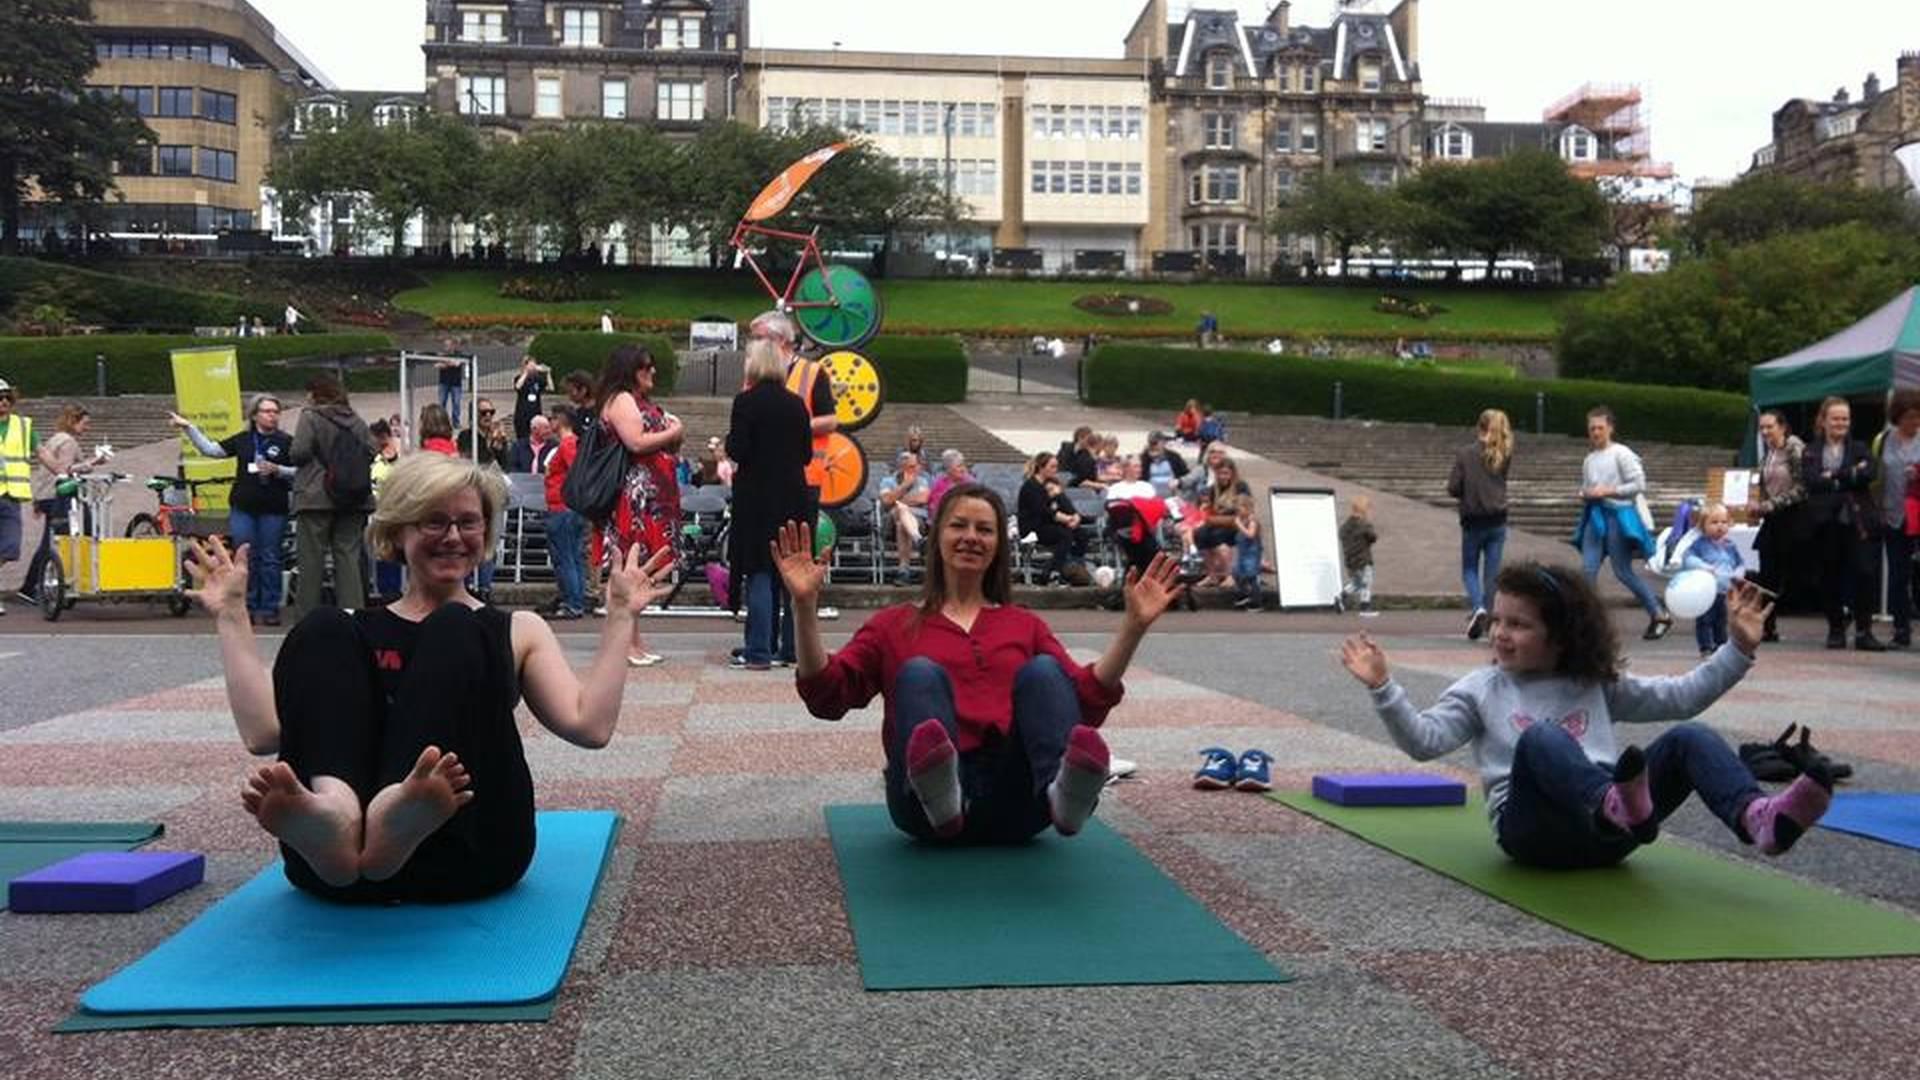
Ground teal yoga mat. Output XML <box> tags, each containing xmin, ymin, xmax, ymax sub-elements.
<box><xmin>70</xmin><ymin>810</ymin><xmax>617</xmax><ymax>1026</ymax></box>
<box><xmin>1818</xmin><ymin>793</ymin><xmax>1920</xmax><ymax>850</ymax></box>
<box><xmin>1275</xmin><ymin>792</ymin><xmax>1920</xmax><ymax>962</ymax></box>
<box><xmin>1</xmin><ymin>822</ymin><xmax>163</xmax><ymax>912</ymax></box>
<box><xmin>825</xmin><ymin>804</ymin><xmax>1288</xmax><ymax>990</ymax></box>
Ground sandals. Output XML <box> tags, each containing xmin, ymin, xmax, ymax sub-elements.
<box><xmin>1738</xmin><ymin>724</ymin><xmax>1853</xmax><ymax>785</ymax></box>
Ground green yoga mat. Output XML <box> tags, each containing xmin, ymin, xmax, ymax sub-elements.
<box><xmin>1273</xmin><ymin>792</ymin><xmax>1920</xmax><ymax>962</ymax></box>
<box><xmin>825</xmin><ymin>804</ymin><xmax>1288</xmax><ymax>990</ymax></box>
<box><xmin>1</xmin><ymin>822</ymin><xmax>163</xmax><ymax>912</ymax></box>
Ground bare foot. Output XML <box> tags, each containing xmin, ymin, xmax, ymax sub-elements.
<box><xmin>240</xmin><ymin>763</ymin><xmax>362</xmax><ymax>887</ymax></box>
<box><xmin>359</xmin><ymin>746</ymin><xmax>474</xmax><ymax>882</ymax></box>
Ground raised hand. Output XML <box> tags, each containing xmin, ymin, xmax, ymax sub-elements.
<box><xmin>606</xmin><ymin>544</ymin><xmax>675</xmax><ymax>616</ymax></box>
<box><xmin>166</xmin><ymin>411</ymin><xmax>191</xmax><ymax>428</ymax></box>
<box><xmin>1727</xmin><ymin>578</ymin><xmax>1773</xmax><ymax>657</ymax></box>
<box><xmin>1340</xmin><ymin>632</ymin><xmax>1390</xmax><ymax>690</ymax></box>
<box><xmin>770</xmin><ymin>519</ymin><xmax>829</xmax><ymax>607</ymax></box>
<box><xmin>1123</xmin><ymin>552</ymin><xmax>1186</xmax><ymax>629</ymax></box>
<box><xmin>183</xmin><ymin>536</ymin><xmax>249</xmax><ymax>620</ymax></box>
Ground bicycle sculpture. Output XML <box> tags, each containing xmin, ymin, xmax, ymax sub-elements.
<box><xmin>730</xmin><ymin>143</ymin><xmax>885</xmax><ymax>511</ymax></box>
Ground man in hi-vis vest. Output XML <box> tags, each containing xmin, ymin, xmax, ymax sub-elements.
<box><xmin>749</xmin><ymin>311</ymin><xmax>837</xmax><ymax>523</ymax></box>
<box><xmin>0</xmin><ymin>377</ymin><xmax>35</xmax><ymax>616</ymax></box>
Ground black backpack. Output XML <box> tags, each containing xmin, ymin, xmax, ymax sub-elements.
<box><xmin>318</xmin><ymin>412</ymin><xmax>372</xmax><ymax>507</ymax></box>
<box><xmin>562</xmin><ymin>418</ymin><xmax>625</xmax><ymax>522</ymax></box>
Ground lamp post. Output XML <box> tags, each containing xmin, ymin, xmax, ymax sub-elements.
<box><xmin>944</xmin><ymin>102</ymin><xmax>957</xmax><ymax>270</ymax></box>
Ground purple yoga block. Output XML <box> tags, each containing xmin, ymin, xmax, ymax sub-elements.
<box><xmin>9</xmin><ymin>852</ymin><xmax>204</xmax><ymax>914</ymax></box>
<box><xmin>1312</xmin><ymin>773</ymin><xmax>1468</xmax><ymax>807</ymax></box>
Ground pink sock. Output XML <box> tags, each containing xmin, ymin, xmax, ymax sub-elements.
<box><xmin>1601</xmin><ymin>777</ymin><xmax>1653</xmax><ymax>832</ymax></box>
<box><xmin>906</xmin><ymin>719</ymin><xmax>964</xmax><ymax>838</ymax></box>
<box><xmin>1048</xmin><ymin>725</ymin><xmax>1110</xmax><ymax>837</ymax></box>
<box><xmin>1742</xmin><ymin>774</ymin><xmax>1833</xmax><ymax>856</ymax></box>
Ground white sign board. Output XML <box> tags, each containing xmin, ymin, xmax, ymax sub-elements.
<box><xmin>690</xmin><ymin>320</ymin><xmax>738</xmax><ymax>351</ymax></box>
<box><xmin>1267</xmin><ymin>486</ymin><xmax>1343</xmax><ymax>608</ymax></box>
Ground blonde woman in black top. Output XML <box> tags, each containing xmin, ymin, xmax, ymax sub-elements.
<box><xmin>1449</xmin><ymin>408</ymin><xmax>1512</xmax><ymax>640</ymax></box>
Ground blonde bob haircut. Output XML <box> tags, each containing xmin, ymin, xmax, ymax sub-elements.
<box><xmin>743</xmin><ymin>338</ymin><xmax>787</xmax><ymax>386</ymax></box>
<box><xmin>365</xmin><ymin>451</ymin><xmax>510</xmax><ymax>563</ymax></box>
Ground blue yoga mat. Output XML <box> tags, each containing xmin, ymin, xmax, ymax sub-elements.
<box><xmin>1818</xmin><ymin>793</ymin><xmax>1920</xmax><ymax>850</ymax></box>
<box><xmin>80</xmin><ymin>810</ymin><xmax>618</xmax><ymax>1015</ymax></box>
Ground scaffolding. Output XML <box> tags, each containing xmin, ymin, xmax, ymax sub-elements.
<box><xmin>1543</xmin><ymin>83</ymin><xmax>1674</xmax><ymax>179</ymax></box>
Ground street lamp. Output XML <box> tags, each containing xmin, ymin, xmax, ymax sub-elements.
<box><xmin>943</xmin><ymin>102</ymin><xmax>957</xmax><ymax>269</ymax></box>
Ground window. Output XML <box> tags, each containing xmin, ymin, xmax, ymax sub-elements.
<box><xmin>1067</xmin><ymin>105</ymin><xmax>1086</xmax><ymax>139</ymax></box>
<box><xmin>1432</xmin><ymin>125</ymin><xmax>1471</xmax><ymax>160</ymax></box>
<box><xmin>1274</xmin><ymin>63</ymin><xmax>1291</xmax><ymax>93</ymax></box>
<box><xmin>657</xmin><ymin>15</ymin><xmax>702</xmax><ymax>49</ymax></box>
<box><xmin>156</xmin><ymin>87</ymin><xmax>194</xmax><ymax>117</ymax></box>
<box><xmin>119</xmin><ymin>147</ymin><xmax>153</xmax><ymax>176</ymax></box>
<box><xmin>1190</xmin><ymin>222</ymin><xmax>1243</xmax><ymax>256</ymax></box>
<box><xmin>1030</xmin><ymin>108</ymin><xmax>1047</xmax><ymax>140</ymax></box>
<box><xmin>980</xmin><ymin>102</ymin><xmax>996</xmax><ymax>138</ymax></box>
<box><xmin>373</xmin><ymin>103</ymin><xmax>412</xmax><ymax>128</ymax></box>
<box><xmin>120</xmin><ymin>86</ymin><xmax>155</xmax><ymax>117</ymax></box>
<box><xmin>1358</xmin><ymin>58</ymin><xmax>1383</xmax><ymax>93</ymax></box>
<box><xmin>1207</xmin><ymin>52</ymin><xmax>1235</xmax><ymax>90</ymax></box>
<box><xmin>1203</xmin><ymin>113</ymin><xmax>1236</xmax><ymax>150</ymax></box>
<box><xmin>197</xmin><ymin>147</ymin><xmax>236</xmax><ymax>183</ymax></box>
<box><xmin>1361</xmin><ymin>118</ymin><xmax>1390</xmax><ymax>153</ymax></box>
<box><xmin>157</xmin><ymin>145</ymin><xmax>193</xmax><ymax>176</ymax></box>
<box><xmin>1049</xmin><ymin>161</ymin><xmax>1066</xmax><ymax>194</ymax></box>
<box><xmin>958</xmin><ymin>102</ymin><xmax>978</xmax><ymax>137</ymax></box>
<box><xmin>1125</xmin><ymin>106</ymin><xmax>1143</xmax><ymax>139</ymax></box>
<box><xmin>1562</xmin><ymin>127</ymin><xmax>1595</xmax><ymax>161</ymax></box>
<box><xmin>1273</xmin><ymin>120</ymin><xmax>1292</xmax><ymax>153</ymax></box>
<box><xmin>657</xmin><ymin>81</ymin><xmax>704</xmax><ymax>121</ymax></box>
<box><xmin>1048</xmin><ymin>105</ymin><xmax>1066</xmax><ymax>138</ymax></box>
<box><xmin>297</xmin><ymin>101</ymin><xmax>342</xmax><ymax>132</ymax></box>
<box><xmin>458</xmin><ymin>76</ymin><xmax>505</xmax><ymax>116</ymax></box>
<box><xmin>536</xmin><ymin>77</ymin><xmax>562</xmax><ymax>118</ymax></box>
<box><xmin>979</xmin><ymin>159</ymin><xmax>998</xmax><ymax>196</ymax></box>
<box><xmin>1300</xmin><ymin>121</ymin><xmax>1319</xmax><ymax>153</ymax></box>
<box><xmin>764</xmin><ymin>96</ymin><xmax>786</xmax><ymax>130</ymax></box>
<box><xmin>199</xmin><ymin>89</ymin><xmax>237</xmax><ymax>124</ymax></box>
<box><xmin>1206</xmin><ymin>165</ymin><xmax>1242</xmax><ymax>203</ymax></box>
<box><xmin>1301</xmin><ymin>65</ymin><xmax>1319</xmax><ymax>93</ymax></box>
<box><xmin>1361</xmin><ymin>164</ymin><xmax>1394</xmax><ymax>189</ymax></box>
<box><xmin>1274</xmin><ymin>168</ymin><xmax>1296</xmax><ymax>198</ymax></box>
<box><xmin>1031</xmin><ymin>161</ymin><xmax>1046</xmax><ymax>194</ymax></box>
<box><xmin>462</xmin><ymin>10</ymin><xmax>505</xmax><ymax>42</ymax></box>
<box><xmin>882</xmin><ymin>99</ymin><xmax>902</xmax><ymax>136</ymax></box>
<box><xmin>902</xmin><ymin>100</ymin><xmax>921</xmax><ymax>136</ymax></box>
<box><xmin>561</xmin><ymin>9</ymin><xmax>601</xmax><ymax>47</ymax></box>
<box><xmin>601</xmin><ymin>78</ymin><xmax>627</xmax><ymax>119</ymax></box>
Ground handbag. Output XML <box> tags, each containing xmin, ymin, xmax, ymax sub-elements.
<box><xmin>562</xmin><ymin>421</ymin><xmax>626</xmax><ymax>523</ymax></box>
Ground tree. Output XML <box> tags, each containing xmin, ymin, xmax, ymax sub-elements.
<box><xmin>1682</xmin><ymin>173</ymin><xmax>1918</xmax><ymax>254</ymax></box>
<box><xmin>1399</xmin><ymin>151</ymin><xmax>1607</xmax><ymax>277</ymax></box>
<box><xmin>779</xmin><ymin>127</ymin><xmax>960</xmax><ymax>265</ymax></box>
<box><xmin>669</xmin><ymin>122</ymin><xmax>792</xmax><ymax>266</ymax></box>
<box><xmin>0</xmin><ymin>0</ymin><xmax>153</xmax><ymax>254</ymax></box>
<box><xmin>268</xmin><ymin>111</ymin><xmax>481</xmax><ymax>256</ymax></box>
<box><xmin>1269</xmin><ymin>170</ymin><xmax>1404</xmax><ymax>272</ymax></box>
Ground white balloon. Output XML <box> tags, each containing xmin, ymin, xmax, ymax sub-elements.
<box><xmin>1665</xmin><ymin>570</ymin><xmax>1719</xmax><ymax>620</ymax></box>
<box><xmin>1092</xmin><ymin>565</ymin><xmax>1117</xmax><ymax>589</ymax></box>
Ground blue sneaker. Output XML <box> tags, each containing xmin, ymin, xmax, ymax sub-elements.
<box><xmin>1193</xmin><ymin>746</ymin><xmax>1237</xmax><ymax>790</ymax></box>
<box><xmin>1234</xmin><ymin>749</ymin><xmax>1275</xmax><ymax>792</ymax></box>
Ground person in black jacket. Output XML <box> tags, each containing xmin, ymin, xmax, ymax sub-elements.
<box><xmin>170</xmin><ymin>394</ymin><xmax>295</xmax><ymax>625</ymax></box>
<box><xmin>1140</xmin><ymin>431</ymin><xmax>1189</xmax><ymax>495</ymax></box>
<box><xmin>1447</xmin><ymin>408</ymin><xmax>1512</xmax><ymax>641</ymax></box>
<box><xmin>1017</xmin><ymin>452</ymin><xmax>1090</xmax><ymax>585</ymax></box>
<box><xmin>1801</xmin><ymin>396</ymin><xmax>1886</xmax><ymax>651</ymax></box>
<box><xmin>1055</xmin><ymin>426</ymin><xmax>1104</xmax><ymax>492</ymax></box>
<box><xmin>727</xmin><ymin>339</ymin><xmax>814</xmax><ymax>670</ymax></box>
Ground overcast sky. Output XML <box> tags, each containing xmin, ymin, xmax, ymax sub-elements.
<box><xmin>247</xmin><ymin>0</ymin><xmax>1918</xmax><ymax>182</ymax></box>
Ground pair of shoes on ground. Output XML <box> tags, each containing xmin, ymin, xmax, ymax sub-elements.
<box><xmin>1465</xmin><ymin>609</ymin><xmax>1491</xmax><ymax>640</ymax></box>
<box><xmin>727</xmin><ymin>649</ymin><xmax>793</xmax><ymax>671</ymax></box>
<box><xmin>1193</xmin><ymin>747</ymin><xmax>1274</xmax><ymax>792</ymax></box>
<box><xmin>1231</xmin><ymin>592</ymin><xmax>1263</xmax><ymax>611</ymax></box>
<box><xmin>626</xmin><ymin>652</ymin><xmax>665</xmax><ymax>668</ymax></box>
<box><xmin>1826</xmin><ymin>628</ymin><xmax>1890</xmax><ymax>651</ymax></box>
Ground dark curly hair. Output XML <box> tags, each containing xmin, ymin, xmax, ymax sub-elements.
<box><xmin>1493</xmin><ymin>560</ymin><xmax>1622</xmax><ymax>684</ymax></box>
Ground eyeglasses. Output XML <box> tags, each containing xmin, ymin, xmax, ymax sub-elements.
<box><xmin>477</xmin><ymin>409</ymin><xmax>496</xmax><ymax>417</ymax></box>
<box><xmin>415</xmin><ymin>515</ymin><xmax>487</xmax><ymax>538</ymax></box>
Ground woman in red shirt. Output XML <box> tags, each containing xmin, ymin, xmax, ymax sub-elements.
<box><xmin>781</xmin><ymin>483</ymin><xmax>1184</xmax><ymax>842</ymax></box>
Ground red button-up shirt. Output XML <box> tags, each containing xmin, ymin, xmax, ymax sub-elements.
<box><xmin>796</xmin><ymin>603</ymin><xmax>1124</xmax><ymax>752</ymax></box>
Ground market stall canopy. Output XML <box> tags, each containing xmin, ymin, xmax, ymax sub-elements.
<box><xmin>1750</xmin><ymin>285</ymin><xmax>1920</xmax><ymax>406</ymax></box>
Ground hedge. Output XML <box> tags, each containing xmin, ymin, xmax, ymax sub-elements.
<box><xmin>862</xmin><ymin>335</ymin><xmax>966</xmax><ymax>403</ymax></box>
<box><xmin>526</xmin><ymin>332</ymin><xmax>680</xmax><ymax>396</ymax></box>
<box><xmin>0</xmin><ymin>334</ymin><xmax>396</xmax><ymax>395</ymax></box>
<box><xmin>1084</xmin><ymin>345</ymin><xmax>1750</xmax><ymax>448</ymax></box>
<box><xmin>0</xmin><ymin>257</ymin><xmax>276</xmax><ymax>332</ymax></box>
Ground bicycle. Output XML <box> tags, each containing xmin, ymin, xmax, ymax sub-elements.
<box><xmin>125</xmin><ymin>475</ymin><xmax>229</xmax><ymax>539</ymax></box>
<box><xmin>729</xmin><ymin>142</ymin><xmax>884</xmax><ymax>352</ymax></box>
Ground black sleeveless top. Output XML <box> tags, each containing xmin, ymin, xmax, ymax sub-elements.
<box><xmin>356</xmin><ymin>604</ymin><xmax>520</xmax><ymax>710</ymax></box>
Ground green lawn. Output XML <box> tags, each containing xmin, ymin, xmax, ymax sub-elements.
<box><xmin>392</xmin><ymin>270</ymin><xmax>1570</xmax><ymax>339</ymax></box>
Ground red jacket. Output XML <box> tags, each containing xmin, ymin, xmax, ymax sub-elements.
<box><xmin>797</xmin><ymin>603</ymin><xmax>1123</xmax><ymax>753</ymax></box>
<box><xmin>543</xmin><ymin>433</ymin><xmax>577</xmax><ymax>511</ymax></box>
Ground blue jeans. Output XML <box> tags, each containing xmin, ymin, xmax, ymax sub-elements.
<box><xmin>226</xmin><ymin>509</ymin><xmax>287</xmax><ymax>615</ymax></box>
<box><xmin>886</xmin><ymin>655</ymin><xmax>1080</xmax><ymax>842</ymax></box>
<box><xmin>545</xmin><ymin>509</ymin><xmax>586</xmax><ymax>613</ymax></box>
<box><xmin>1496</xmin><ymin>723</ymin><xmax>1762</xmax><ymax>869</ymax></box>
<box><xmin>1885</xmin><ymin>531</ymin><xmax>1913</xmax><ymax>639</ymax></box>
<box><xmin>1580</xmin><ymin>515</ymin><xmax>1662</xmax><ymax>617</ymax></box>
<box><xmin>1461</xmin><ymin>522</ymin><xmax>1507</xmax><ymax>612</ymax></box>
<box><xmin>1233</xmin><ymin>532</ymin><xmax>1261</xmax><ymax>588</ymax></box>
<box><xmin>1693</xmin><ymin>595</ymin><xmax>1729</xmax><ymax>653</ymax></box>
<box><xmin>742</xmin><ymin>571</ymin><xmax>795</xmax><ymax>665</ymax></box>
<box><xmin>438</xmin><ymin>381</ymin><xmax>462</xmax><ymax>421</ymax></box>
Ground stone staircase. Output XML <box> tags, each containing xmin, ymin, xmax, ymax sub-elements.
<box><xmin>15</xmin><ymin>395</ymin><xmax>180</xmax><ymax>457</ymax></box>
<box><xmin>1221</xmin><ymin>413</ymin><xmax>1738</xmax><ymax>538</ymax></box>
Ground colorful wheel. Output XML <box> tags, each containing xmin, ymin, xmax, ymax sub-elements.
<box><xmin>816</xmin><ymin>431</ymin><xmax>868</xmax><ymax>511</ymax></box>
<box><xmin>792</xmin><ymin>264</ymin><xmax>882</xmax><ymax>350</ymax></box>
<box><xmin>821</xmin><ymin>350</ymin><xmax>884</xmax><ymax>433</ymax></box>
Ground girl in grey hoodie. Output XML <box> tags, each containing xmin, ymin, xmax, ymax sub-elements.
<box><xmin>1340</xmin><ymin>561</ymin><xmax>1833</xmax><ymax>868</ymax></box>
